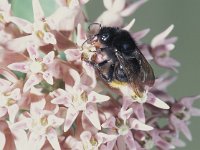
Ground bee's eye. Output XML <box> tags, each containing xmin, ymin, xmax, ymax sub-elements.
<box><xmin>101</xmin><ymin>33</ymin><xmax>110</xmax><ymax>42</ymax></box>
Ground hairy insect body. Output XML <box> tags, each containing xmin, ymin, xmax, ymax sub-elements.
<box><xmin>83</xmin><ymin>24</ymin><xmax>155</xmax><ymax>98</ymax></box>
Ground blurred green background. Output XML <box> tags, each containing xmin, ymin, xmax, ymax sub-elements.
<box><xmin>10</xmin><ymin>0</ymin><xmax>200</xmax><ymax>149</ymax></box>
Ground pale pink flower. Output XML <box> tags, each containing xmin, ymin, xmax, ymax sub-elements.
<box><xmin>150</xmin><ymin>73</ymin><xmax>177</xmax><ymax>103</ymax></box>
<box><xmin>10</xmin><ymin>99</ymin><xmax>64</xmax><ymax>150</ymax></box>
<box><xmin>100</xmin><ymin>107</ymin><xmax>153</xmax><ymax>150</ymax></box>
<box><xmin>66</xmin><ymin>131</ymin><xmax>117</xmax><ymax>150</ymax></box>
<box><xmin>0</xmin><ymin>69</ymin><xmax>22</xmax><ymax>123</ymax></box>
<box><xmin>64</xmin><ymin>24</ymin><xmax>85</xmax><ymax>62</ymax></box>
<box><xmin>5</xmin><ymin>4</ymin><xmax>55</xmax><ymax>51</ymax></box>
<box><xmin>97</xmin><ymin>0</ymin><xmax>148</xmax><ymax>26</ymax></box>
<box><xmin>119</xmin><ymin>85</ymin><xmax>170</xmax><ymax>110</ymax></box>
<box><xmin>5</xmin><ymin>0</ymin><xmax>82</xmax><ymax>52</ymax></box>
<box><xmin>0</xmin><ymin>0</ymin><xmax>11</xmax><ymax>30</ymax></box>
<box><xmin>150</xmin><ymin>25</ymin><xmax>180</xmax><ymax>71</ymax></box>
<box><xmin>170</xmin><ymin>95</ymin><xmax>200</xmax><ymax>141</ymax></box>
<box><xmin>8</xmin><ymin>43</ymin><xmax>56</xmax><ymax>92</ymax></box>
<box><xmin>149</xmin><ymin>129</ymin><xmax>185</xmax><ymax>150</ymax></box>
<box><xmin>55</xmin><ymin>0</ymin><xmax>88</xmax><ymax>28</ymax></box>
<box><xmin>0</xmin><ymin>88</ymin><xmax>21</xmax><ymax>123</ymax></box>
<box><xmin>51</xmin><ymin>69</ymin><xmax>109</xmax><ymax>132</ymax></box>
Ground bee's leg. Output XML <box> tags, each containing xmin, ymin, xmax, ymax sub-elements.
<box><xmin>97</xmin><ymin>64</ymin><xmax>115</xmax><ymax>82</ymax></box>
<box><xmin>85</xmin><ymin>59</ymin><xmax>114</xmax><ymax>82</ymax></box>
<box><xmin>84</xmin><ymin>59</ymin><xmax>108</xmax><ymax>68</ymax></box>
<box><xmin>97</xmin><ymin>46</ymin><xmax>110</xmax><ymax>53</ymax></box>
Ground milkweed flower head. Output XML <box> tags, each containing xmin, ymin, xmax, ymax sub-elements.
<box><xmin>0</xmin><ymin>0</ymin><xmax>198</xmax><ymax>149</ymax></box>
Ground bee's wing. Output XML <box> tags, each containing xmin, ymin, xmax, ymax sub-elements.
<box><xmin>115</xmin><ymin>48</ymin><xmax>155</xmax><ymax>97</ymax></box>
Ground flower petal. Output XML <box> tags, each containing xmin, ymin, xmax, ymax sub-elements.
<box><xmin>116</xmin><ymin>136</ymin><xmax>126</xmax><ymax>150</ymax></box>
<box><xmin>43</xmin><ymin>32</ymin><xmax>57</xmax><ymax>44</ymax></box>
<box><xmin>124</xmin><ymin>131</ymin><xmax>136</xmax><ymax>150</ymax></box>
<box><xmin>103</xmin><ymin>139</ymin><xmax>117</xmax><ymax>150</ymax></box>
<box><xmin>47</xmin><ymin>128</ymin><xmax>61</xmax><ymax>150</ymax></box>
<box><xmin>0</xmin><ymin>68</ymin><xmax>18</xmax><ymax>83</ymax></box>
<box><xmin>0</xmin><ymin>0</ymin><xmax>11</xmax><ymax>12</ymax></box>
<box><xmin>6</xmin><ymin>35</ymin><xmax>32</xmax><ymax>52</ymax></box>
<box><xmin>132</xmin><ymin>28</ymin><xmax>150</xmax><ymax>41</ymax></box>
<box><xmin>27</xmin><ymin>43</ymin><xmax>39</xmax><ymax>60</ymax></box>
<box><xmin>147</xmin><ymin>93</ymin><xmax>170</xmax><ymax>109</ymax></box>
<box><xmin>8</xmin><ymin>62</ymin><xmax>29</xmax><ymax>73</ymax></box>
<box><xmin>103</xmin><ymin>0</ymin><xmax>112</xmax><ymax>10</ymax></box>
<box><xmin>28</xmin><ymin>132</ymin><xmax>46</xmax><ymax>150</ymax></box>
<box><xmin>155</xmin><ymin>57</ymin><xmax>180</xmax><ymax>72</ymax></box>
<box><xmin>121</xmin><ymin>97</ymin><xmax>133</xmax><ymax>110</ymax></box>
<box><xmin>88</xmin><ymin>91</ymin><xmax>110</xmax><ymax>103</ymax></box>
<box><xmin>11</xmin><ymin>129</ymin><xmax>29</xmax><ymax>150</ymax></box>
<box><xmin>10</xmin><ymin>118</ymin><xmax>30</xmax><ymax>131</ymax></box>
<box><xmin>80</xmin><ymin>131</ymin><xmax>91</xmax><ymax>142</ymax></box>
<box><xmin>0</xmin><ymin>78</ymin><xmax>12</xmax><ymax>92</ymax></box>
<box><xmin>82</xmin><ymin>62</ymin><xmax>97</xmax><ymax>88</ymax></box>
<box><xmin>30</xmin><ymin>99</ymin><xmax>46</xmax><ymax>117</ymax></box>
<box><xmin>118</xmin><ymin>108</ymin><xmax>133</xmax><ymax>121</ymax></box>
<box><xmin>23</xmin><ymin>74</ymin><xmax>41</xmax><ymax>92</ymax></box>
<box><xmin>129</xmin><ymin>118</ymin><xmax>153</xmax><ymax>131</ymax></box>
<box><xmin>64</xmin><ymin>108</ymin><xmax>79</xmax><ymax>132</ymax></box>
<box><xmin>121</xmin><ymin>0</ymin><xmax>148</xmax><ymax>17</ymax></box>
<box><xmin>122</xmin><ymin>18</ymin><xmax>135</xmax><ymax>31</ymax></box>
<box><xmin>0</xmin><ymin>107</ymin><xmax>7</xmax><ymax>118</ymax></box>
<box><xmin>48</xmin><ymin>115</ymin><xmax>64</xmax><ymax>127</ymax></box>
<box><xmin>132</xmin><ymin>103</ymin><xmax>145</xmax><ymax>123</ymax></box>
<box><xmin>10</xmin><ymin>88</ymin><xmax>21</xmax><ymax>101</ymax></box>
<box><xmin>69</xmin><ymin>68</ymin><xmax>80</xmax><ymax>88</ymax></box>
<box><xmin>189</xmin><ymin>108</ymin><xmax>200</xmax><ymax>116</ymax></box>
<box><xmin>43</xmin><ymin>71</ymin><xmax>54</xmax><ymax>85</ymax></box>
<box><xmin>101</xmin><ymin>116</ymin><xmax>116</xmax><ymax>128</ymax></box>
<box><xmin>65</xmin><ymin>136</ymin><xmax>82</xmax><ymax>149</ymax></box>
<box><xmin>170</xmin><ymin>115</ymin><xmax>192</xmax><ymax>141</ymax></box>
<box><xmin>180</xmin><ymin>95</ymin><xmax>200</xmax><ymax>108</ymax></box>
<box><xmin>97</xmin><ymin>132</ymin><xmax>118</xmax><ymax>143</ymax></box>
<box><xmin>43</xmin><ymin>51</ymin><xmax>55</xmax><ymax>64</ymax></box>
<box><xmin>7</xmin><ymin>104</ymin><xmax>19</xmax><ymax>123</ymax></box>
<box><xmin>51</xmin><ymin>95</ymin><xmax>72</xmax><ymax>107</ymax></box>
<box><xmin>64</xmin><ymin>49</ymin><xmax>81</xmax><ymax>61</ymax></box>
<box><xmin>32</xmin><ymin>0</ymin><xmax>45</xmax><ymax>21</ymax></box>
<box><xmin>153</xmin><ymin>73</ymin><xmax>177</xmax><ymax>91</ymax></box>
<box><xmin>112</xmin><ymin>0</ymin><xmax>126</xmax><ymax>12</ymax></box>
<box><xmin>85</xmin><ymin>103</ymin><xmax>101</xmax><ymax>130</ymax></box>
<box><xmin>9</xmin><ymin>17</ymin><xmax>33</xmax><ymax>33</ymax></box>
<box><xmin>151</xmin><ymin>25</ymin><xmax>174</xmax><ymax>48</ymax></box>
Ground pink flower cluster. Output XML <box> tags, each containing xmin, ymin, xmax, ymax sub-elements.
<box><xmin>0</xmin><ymin>0</ymin><xmax>199</xmax><ymax>149</ymax></box>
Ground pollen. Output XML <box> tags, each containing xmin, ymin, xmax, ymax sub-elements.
<box><xmin>131</xmin><ymin>91</ymin><xmax>147</xmax><ymax>103</ymax></box>
<box><xmin>109</xmin><ymin>80</ymin><xmax>128</xmax><ymax>88</ymax></box>
<box><xmin>7</xmin><ymin>98</ymin><xmax>16</xmax><ymax>106</ymax></box>
<box><xmin>90</xmin><ymin>137</ymin><xmax>98</xmax><ymax>146</ymax></box>
<box><xmin>0</xmin><ymin>14</ymin><xmax>4</xmax><ymax>23</ymax></box>
<box><xmin>40</xmin><ymin>116</ymin><xmax>48</xmax><ymax>126</ymax></box>
<box><xmin>43</xmin><ymin>23</ymin><xmax>50</xmax><ymax>32</ymax></box>
<box><xmin>36</xmin><ymin>30</ymin><xmax>44</xmax><ymax>39</ymax></box>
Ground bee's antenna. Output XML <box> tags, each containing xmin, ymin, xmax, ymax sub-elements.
<box><xmin>81</xmin><ymin>23</ymin><xmax>101</xmax><ymax>50</ymax></box>
<box><xmin>81</xmin><ymin>35</ymin><xmax>95</xmax><ymax>50</ymax></box>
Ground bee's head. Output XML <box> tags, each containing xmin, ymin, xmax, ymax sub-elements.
<box><xmin>85</xmin><ymin>24</ymin><xmax>118</xmax><ymax>48</ymax></box>
<box><xmin>97</xmin><ymin>27</ymin><xmax>118</xmax><ymax>46</ymax></box>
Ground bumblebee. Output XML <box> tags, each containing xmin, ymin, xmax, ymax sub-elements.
<box><xmin>82</xmin><ymin>23</ymin><xmax>155</xmax><ymax>98</ymax></box>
